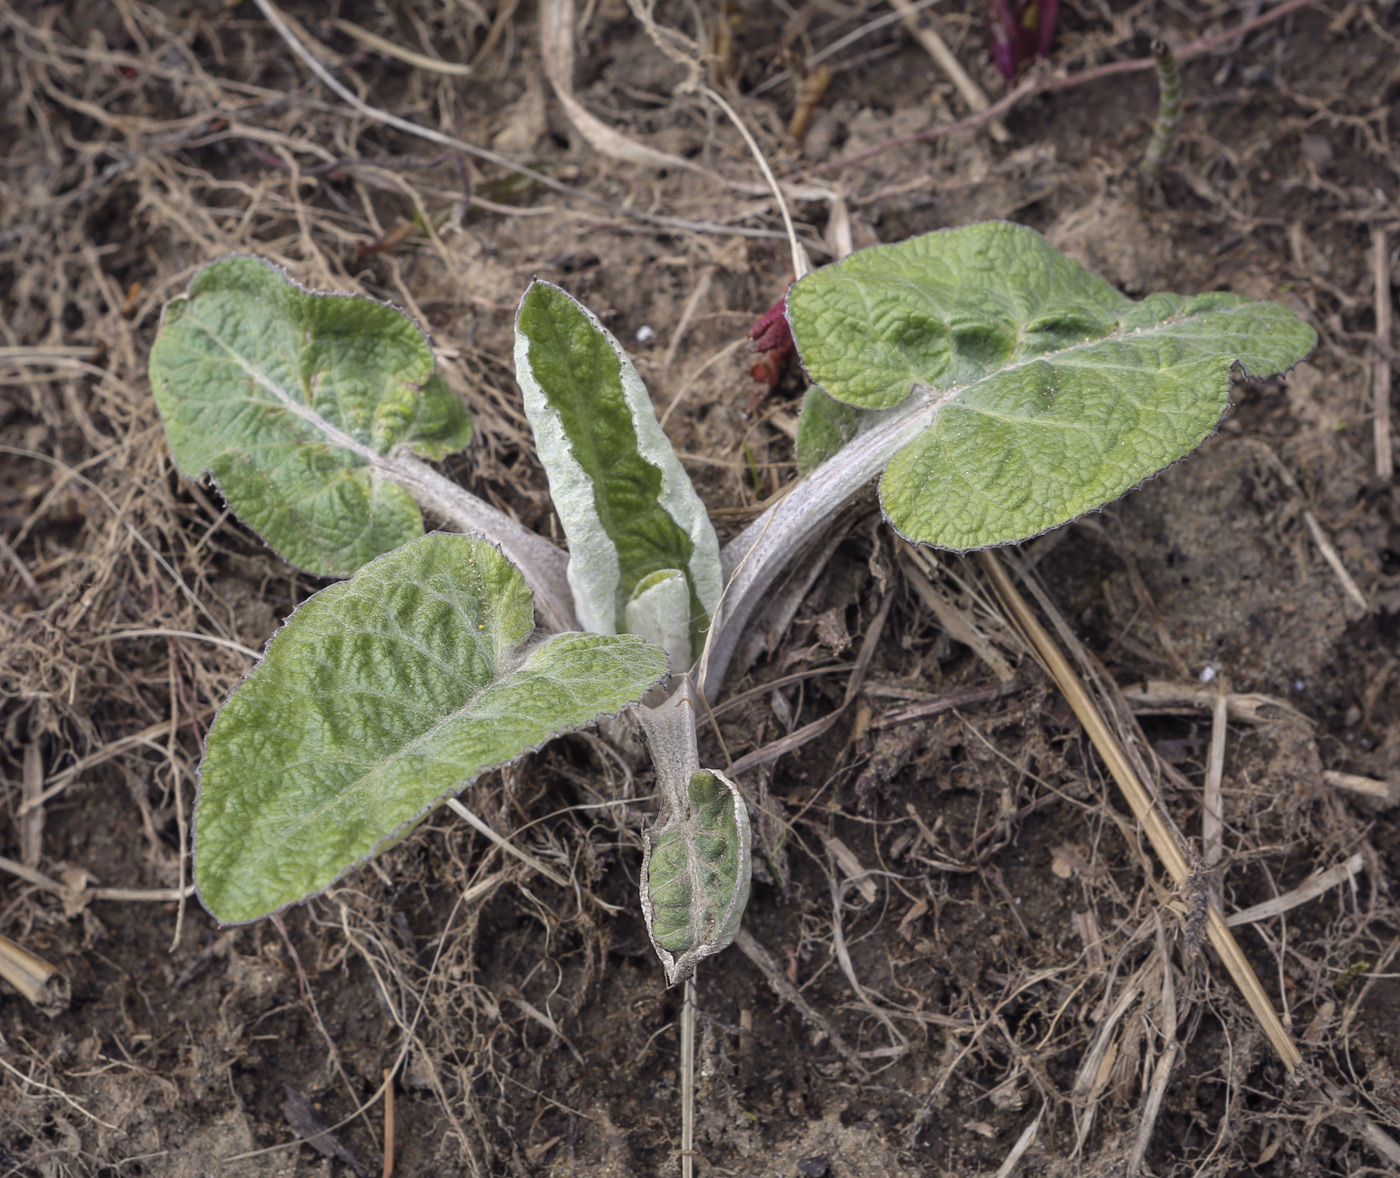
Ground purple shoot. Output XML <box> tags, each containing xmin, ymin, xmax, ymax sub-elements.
<box><xmin>987</xmin><ymin>0</ymin><xmax>1058</xmax><ymax>80</ymax></box>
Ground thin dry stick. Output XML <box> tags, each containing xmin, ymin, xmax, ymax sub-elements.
<box><xmin>1300</xmin><ymin>510</ymin><xmax>1369</xmax><ymax>613</ymax></box>
<box><xmin>977</xmin><ymin>550</ymin><xmax>1302</xmax><ymax>1071</ymax></box>
<box><xmin>382</xmin><ymin>1067</ymin><xmax>396</xmax><ymax>1178</ymax></box>
<box><xmin>443</xmin><ymin>798</ymin><xmax>571</xmax><ymax>888</ymax></box>
<box><xmin>732</xmin><ymin>927</ymin><xmax>866</xmax><ymax>1073</ymax></box>
<box><xmin>1322</xmin><ymin>769</ymin><xmax>1398</xmax><ymax>807</ymax></box>
<box><xmin>21</xmin><ymin>743</ymin><xmax>43</xmax><ymax>868</ymax></box>
<box><xmin>681</xmin><ymin>974</ymin><xmax>697</xmax><ymax>1178</ymax></box>
<box><xmin>703</xmin><ymin>87</ymin><xmax>809</xmax><ymax>281</ymax></box>
<box><xmin>887</xmin><ymin>0</ymin><xmax>1008</xmax><ymax>142</ymax></box>
<box><xmin>1373</xmin><ymin>226</ymin><xmax>1393</xmax><ymax>479</ymax></box>
<box><xmin>1203</xmin><ymin>676</ymin><xmax>1228</xmax><ymax>868</ymax></box>
<box><xmin>0</xmin><ymin>854</ymin><xmax>195</xmax><ymax>903</ymax></box>
<box><xmin>992</xmin><ymin>1108</ymin><xmax>1043</xmax><ymax>1178</ymax></box>
<box><xmin>0</xmin><ymin>933</ymin><xmax>65</xmax><ymax>1011</ymax></box>
<box><xmin>1244</xmin><ymin>439</ymin><xmax>1369</xmax><ymax>612</ymax></box>
<box><xmin>1226</xmin><ymin>853</ymin><xmax>1364</xmax><ymax>927</ymax></box>
<box><xmin>328</xmin><ymin>17</ymin><xmax>474</xmax><ymax>76</ymax></box>
<box><xmin>804</xmin><ymin>0</ymin><xmax>1321</xmax><ymax>175</ymax></box>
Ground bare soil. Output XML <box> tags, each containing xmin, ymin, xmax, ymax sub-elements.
<box><xmin>2</xmin><ymin>1</ymin><xmax>1398</xmax><ymax>1175</ymax></box>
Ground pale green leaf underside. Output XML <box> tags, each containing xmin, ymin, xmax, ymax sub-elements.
<box><xmin>194</xmin><ymin>533</ymin><xmax>668</xmax><ymax>924</ymax></box>
<box><xmin>642</xmin><ymin>768</ymin><xmax>751</xmax><ymax>986</ymax></box>
<box><xmin>149</xmin><ymin>256</ymin><xmax>473</xmax><ymax>578</ymax></box>
<box><xmin>514</xmin><ymin>281</ymin><xmax>721</xmax><ymax>662</ymax></box>
<box><xmin>787</xmin><ymin>222</ymin><xmax>1317</xmax><ymax>550</ymax></box>
<box><xmin>625</xmin><ymin>569</ymin><xmax>691</xmax><ymax>676</ymax></box>
<box><xmin>795</xmin><ymin>383</ymin><xmax>864</xmax><ymax>474</ymax></box>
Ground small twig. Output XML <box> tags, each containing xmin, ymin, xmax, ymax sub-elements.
<box><xmin>1128</xmin><ymin>917</ymin><xmax>1180</xmax><ymax>1174</ymax></box>
<box><xmin>752</xmin><ymin>0</ymin><xmax>942</xmax><ymax>97</ymax></box>
<box><xmin>704</xmin><ymin>87</ymin><xmax>809</xmax><ymax>281</ymax></box>
<box><xmin>0</xmin><ymin>1054</ymin><xmax>119</xmax><ymax>1130</ymax></box>
<box><xmin>888</xmin><ymin>0</ymin><xmax>1009</xmax><ymax>142</ymax></box>
<box><xmin>992</xmin><ymin>1108</ymin><xmax>1043</xmax><ymax>1178</ymax></box>
<box><xmin>1246</xmin><ymin>440</ymin><xmax>1369</xmax><ymax>613</ymax></box>
<box><xmin>1203</xmin><ymin>675</ymin><xmax>1228</xmax><ymax>868</ymax></box>
<box><xmin>732</xmin><ymin>928</ymin><xmax>867</xmax><ymax>1074</ymax></box>
<box><xmin>21</xmin><ymin>742</ymin><xmax>44</xmax><ymax>868</ymax></box>
<box><xmin>871</xmin><ymin>679</ymin><xmax>1027</xmax><ymax>727</ymax></box>
<box><xmin>1373</xmin><ymin>226</ymin><xmax>1394</xmax><ymax>479</ymax></box>
<box><xmin>271</xmin><ymin>913</ymin><xmax>378</xmax><ymax>1147</ymax></box>
<box><xmin>328</xmin><ymin>17</ymin><xmax>473</xmax><ymax>76</ymax></box>
<box><xmin>381</xmin><ymin>1067</ymin><xmax>395</xmax><ymax>1178</ymax></box>
<box><xmin>726</xmin><ymin>587</ymin><xmax>892</xmax><ymax>775</ymax></box>
<box><xmin>0</xmin><ymin>854</ymin><xmax>194</xmax><ymax>903</ymax></box>
<box><xmin>1141</xmin><ymin>39</ymin><xmax>1182</xmax><ymax>175</ymax></box>
<box><xmin>0</xmin><ymin>529</ymin><xmax>41</xmax><ymax>601</ymax></box>
<box><xmin>681</xmin><ymin>974</ymin><xmax>697</xmax><ymax>1178</ymax></box>
<box><xmin>1226</xmin><ymin>853</ymin><xmax>1365</xmax><ymax>926</ymax></box>
<box><xmin>0</xmin><ymin>933</ymin><xmax>67</xmax><ymax>1014</ymax></box>
<box><xmin>1301</xmin><ymin>509</ymin><xmax>1369</xmax><ymax>613</ymax></box>
<box><xmin>1322</xmin><ymin>769</ymin><xmax>1398</xmax><ymax>807</ymax></box>
<box><xmin>91</xmin><ymin>628</ymin><xmax>262</xmax><ymax>659</ymax></box>
<box><xmin>1123</xmin><ymin>679</ymin><xmax>1311</xmax><ymax>727</ymax></box>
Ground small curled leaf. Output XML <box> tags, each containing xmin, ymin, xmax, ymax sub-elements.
<box><xmin>641</xmin><ymin>769</ymin><xmax>752</xmax><ymax>986</ymax></box>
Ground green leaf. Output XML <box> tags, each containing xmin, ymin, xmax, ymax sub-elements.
<box><xmin>149</xmin><ymin>256</ymin><xmax>473</xmax><ymax>578</ymax></box>
<box><xmin>785</xmin><ymin>222</ymin><xmax>1317</xmax><ymax>550</ymax></box>
<box><xmin>194</xmin><ymin>532</ymin><xmax>668</xmax><ymax>924</ymax></box>
<box><xmin>795</xmin><ymin>383</ymin><xmax>865</xmax><ymax>474</ymax></box>
<box><xmin>624</xmin><ymin>568</ymin><xmax>691</xmax><ymax>675</ymax></box>
<box><xmin>514</xmin><ymin>282</ymin><xmax>721</xmax><ymax>661</ymax></box>
<box><xmin>641</xmin><ymin>768</ymin><xmax>751</xmax><ymax>986</ymax></box>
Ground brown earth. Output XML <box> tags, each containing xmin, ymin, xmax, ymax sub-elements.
<box><xmin>2</xmin><ymin>1</ymin><xmax>1398</xmax><ymax>1175</ymax></box>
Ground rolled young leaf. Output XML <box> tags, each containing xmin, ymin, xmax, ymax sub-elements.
<box><xmin>624</xmin><ymin>568</ymin><xmax>692</xmax><ymax>675</ymax></box>
<box><xmin>149</xmin><ymin>256</ymin><xmax>474</xmax><ymax>578</ymax></box>
<box><xmin>194</xmin><ymin>532</ymin><xmax>668</xmax><ymax>924</ymax></box>
<box><xmin>642</xmin><ymin>768</ymin><xmax>751</xmax><ymax>986</ymax></box>
<box><xmin>514</xmin><ymin>281</ymin><xmax>722</xmax><ymax>662</ymax></box>
<box><xmin>636</xmin><ymin>679</ymin><xmax>751</xmax><ymax>984</ymax></box>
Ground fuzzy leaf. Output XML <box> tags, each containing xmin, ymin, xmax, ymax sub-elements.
<box><xmin>795</xmin><ymin>383</ymin><xmax>865</xmax><ymax>474</ymax></box>
<box><xmin>514</xmin><ymin>281</ymin><xmax>721</xmax><ymax>661</ymax></box>
<box><xmin>624</xmin><ymin>569</ymin><xmax>691</xmax><ymax>675</ymax></box>
<box><xmin>641</xmin><ymin>768</ymin><xmax>751</xmax><ymax>986</ymax></box>
<box><xmin>785</xmin><ymin>221</ymin><xmax>1317</xmax><ymax>551</ymax></box>
<box><xmin>195</xmin><ymin>533</ymin><xmax>668</xmax><ymax>924</ymax></box>
<box><xmin>149</xmin><ymin>256</ymin><xmax>473</xmax><ymax>578</ymax></box>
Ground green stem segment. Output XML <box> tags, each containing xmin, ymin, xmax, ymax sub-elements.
<box><xmin>1142</xmin><ymin>39</ymin><xmax>1182</xmax><ymax>175</ymax></box>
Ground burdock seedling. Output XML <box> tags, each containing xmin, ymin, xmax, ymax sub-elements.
<box><xmin>148</xmin><ymin>221</ymin><xmax>1314</xmax><ymax>986</ymax></box>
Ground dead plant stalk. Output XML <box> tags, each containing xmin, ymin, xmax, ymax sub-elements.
<box><xmin>977</xmin><ymin>550</ymin><xmax>1303</xmax><ymax>1071</ymax></box>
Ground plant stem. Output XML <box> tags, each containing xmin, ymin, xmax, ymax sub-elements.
<box><xmin>1142</xmin><ymin>39</ymin><xmax>1182</xmax><ymax>175</ymax></box>
<box><xmin>386</xmin><ymin>455</ymin><xmax>577</xmax><ymax>632</ymax></box>
<box><xmin>977</xmin><ymin>549</ymin><xmax>1302</xmax><ymax>1072</ymax></box>
<box><xmin>681</xmin><ymin>972</ymin><xmax>697</xmax><ymax>1178</ymax></box>
<box><xmin>707</xmin><ymin>398</ymin><xmax>932</xmax><ymax>698</ymax></box>
<box><xmin>636</xmin><ymin>676</ymin><xmax>703</xmax><ymax>809</ymax></box>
